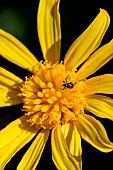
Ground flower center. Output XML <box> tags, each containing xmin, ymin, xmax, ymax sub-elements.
<box><xmin>20</xmin><ymin>61</ymin><xmax>87</xmax><ymax>129</ymax></box>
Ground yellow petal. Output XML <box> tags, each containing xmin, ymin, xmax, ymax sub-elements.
<box><xmin>0</xmin><ymin>67</ymin><xmax>23</xmax><ymax>107</ymax></box>
<box><xmin>84</xmin><ymin>74</ymin><xmax>113</xmax><ymax>95</ymax></box>
<box><xmin>77</xmin><ymin>39</ymin><xmax>113</xmax><ymax>80</ymax></box>
<box><xmin>0</xmin><ymin>115</ymin><xmax>37</xmax><ymax>169</ymax></box>
<box><xmin>0</xmin><ymin>67</ymin><xmax>23</xmax><ymax>89</ymax></box>
<box><xmin>51</xmin><ymin>125</ymin><xmax>81</xmax><ymax>170</ymax></box>
<box><xmin>17</xmin><ymin>129</ymin><xmax>50</xmax><ymax>170</ymax></box>
<box><xmin>0</xmin><ymin>86</ymin><xmax>22</xmax><ymax>107</ymax></box>
<box><xmin>86</xmin><ymin>94</ymin><xmax>113</xmax><ymax>120</ymax></box>
<box><xmin>38</xmin><ymin>0</ymin><xmax>61</xmax><ymax>64</ymax></box>
<box><xmin>75</xmin><ymin>114</ymin><xmax>113</xmax><ymax>152</ymax></box>
<box><xmin>0</xmin><ymin>29</ymin><xmax>38</xmax><ymax>72</ymax></box>
<box><xmin>62</xmin><ymin>123</ymin><xmax>82</xmax><ymax>169</ymax></box>
<box><xmin>64</xmin><ymin>9</ymin><xmax>110</xmax><ymax>71</ymax></box>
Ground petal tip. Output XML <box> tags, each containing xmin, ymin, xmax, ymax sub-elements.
<box><xmin>99</xmin><ymin>8</ymin><xmax>110</xmax><ymax>24</ymax></box>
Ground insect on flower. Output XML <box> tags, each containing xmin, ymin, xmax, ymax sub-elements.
<box><xmin>61</xmin><ymin>76</ymin><xmax>76</xmax><ymax>90</ymax></box>
<box><xmin>0</xmin><ymin>0</ymin><xmax>113</xmax><ymax>170</ymax></box>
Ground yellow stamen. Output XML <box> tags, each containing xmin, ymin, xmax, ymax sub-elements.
<box><xmin>33</xmin><ymin>99</ymin><xmax>42</xmax><ymax>104</ymax></box>
<box><xmin>20</xmin><ymin>61</ymin><xmax>87</xmax><ymax>129</ymax></box>
<box><xmin>56</xmin><ymin>91</ymin><xmax>62</xmax><ymax>97</ymax></box>
<box><xmin>45</xmin><ymin>93</ymin><xmax>49</xmax><ymax>98</ymax></box>
<box><xmin>51</xmin><ymin>96</ymin><xmax>57</xmax><ymax>101</ymax></box>
<box><xmin>47</xmin><ymin>98</ymin><xmax>54</xmax><ymax>104</ymax></box>
<box><xmin>50</xmin><ymin>88</ymin><xmax>55</xmax><ymax>93</ymax></box>
<box><xmin>47</xmin><ymin>82</ymin><xmax>53</xmax><ymax>88</ymax></box>
<box><xmin>42</xmin><ymin>89</ymin><xmax>47</xmax><ymax>94</ymax></box>
<box><xmin>39</xmin><ymin>82</ymin><xmax>46</xmax><ymax>88</ymax></box>
<box><xmin>54</xmin><ymin>104</ymin><xmax>60</xmax><ymax>111</ymax></box>
<box><xmin>41</xmin><ymin>105</ymin><xmax>50</xmax><ymax>112</ymax></box>
<box><xmin>37</xmin><ymin>91</ymin><xmax>44</xmax><ymax>97</ymax></box>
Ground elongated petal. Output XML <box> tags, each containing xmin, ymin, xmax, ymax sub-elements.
<box><xmin>0</xmin><ymin>67</ymin><xmax>23</xmax><ymax>107</ymax></box>
<box><xmin>17</xmin><ymin>129</ymin><xmax>49</xmax><ymax>170</ymax></box>
<box><xmin>0</xmin><ymin>29</ymin><xmax>38</xmax><ymax>72</ymax></box>
<box><xmin>0</xmin><ymin>115</ymin><xmax>38</xmax><ymax>169</ymax></box>
<box><xmin>0</xmin><ymin>67</ymin><xmax>23</xmax><ymax>89</ymax></box>
<box><xmin>77</xmin><ymin>40</ymin><xmax>113</xmax><ymax>80</ymax></box>
<box><xmin>64</xmin><ymin>9</ymin><xmax>110</xmax><ymax>71</ymax></box>
<box><xmin>0</xmin><ymin>86</ymin><xmax>22</xmax><ymax>107</ymax></box>
<box><xmin>84</xmin><ymin>74</ymin><xmax>113</xmax><ymax>95</ymax></box>
<box><xmin>75</xmin><ymin>114</ymin><xmax>113</xmax><ymax>152</ymax></box>
<box><xmin>38</xmin><ymin>0</ymin><xmax>61</xmax><ymax>64</ymax></box>
<box><xmin>85</xmin><ymin>94</ymin><xmax>113</xmax><ymax>120</ymax></box>
<box><xmin>51</xmin><ymin>125</ymin><xmax>81</xmax><ymax>170</ymax></box>
<box><xmin>61</xmin><ymin>123</ymin><xmax>82</xmax><ymax>168</ymax></box>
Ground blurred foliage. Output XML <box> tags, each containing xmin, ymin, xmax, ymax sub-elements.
<box><xmin>0</xmin><ymin>7</ymin><xmax>28</xmax><ymax>41</ymax></box>
<box><xmin>0</xmin><ymin>0</ymin><xmax>39</xmax><ymax>57</ymax></box>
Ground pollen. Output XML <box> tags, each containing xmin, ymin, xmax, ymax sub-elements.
<box><xmin>20</xmin><ymin>61</ymin><xmax>87</xmax><ymax>129</ymax></box>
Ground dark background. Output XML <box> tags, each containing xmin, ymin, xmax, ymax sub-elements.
<box><xmin>0</xmin><ymin>0</ymin><xmax>113</xmax><ymax>169</ymax></box>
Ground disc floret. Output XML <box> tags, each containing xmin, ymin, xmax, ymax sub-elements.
<box><xmin>20</xmin><ymin>61</ymin><xmax>87</xmax><ymax>129</ymax></box>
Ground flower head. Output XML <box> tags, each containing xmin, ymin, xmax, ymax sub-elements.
<box><xmin>0</xmin><ymin>0</ymin><xmax>113</xmax><ymax>169</ymax></box>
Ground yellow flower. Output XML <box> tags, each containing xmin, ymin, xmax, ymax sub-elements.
<box><xmin>0</xmin><ymin>0</ymin><xmax>113</xmax><ymax>169</ymax></box>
